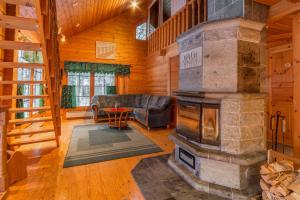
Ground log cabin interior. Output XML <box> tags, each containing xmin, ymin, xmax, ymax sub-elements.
<box><xmin>1</xmin><ymin>0</ymin><xmax>300</xmax><ymax>199</ymax></box>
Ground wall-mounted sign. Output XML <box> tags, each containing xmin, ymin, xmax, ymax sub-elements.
<box><xmin>180</xmin><ymin>47</ymin><xmax>202</xmax><ymax>69</ymax></box>
<box><xmin>96</xmin><ymin>41</ymin><xmax>116</xmax><ymax>59</ymax></box>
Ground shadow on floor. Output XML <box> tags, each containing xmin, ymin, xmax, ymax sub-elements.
<box><xmin>131</xmin><ymin>154</ymin><xmax>226</xmax><ymax>200</ymax></box>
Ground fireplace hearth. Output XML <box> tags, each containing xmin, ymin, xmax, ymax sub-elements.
<box><xmin>168</xmin><ymin>17</ymin><xmax>268</xmax><ymax>200</ymax></box>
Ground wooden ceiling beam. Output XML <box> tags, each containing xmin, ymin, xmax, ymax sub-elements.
<box><xmin>268</xmin><ymin>0</ymin><xmax>300</xmax><ymax>23</ymax></box>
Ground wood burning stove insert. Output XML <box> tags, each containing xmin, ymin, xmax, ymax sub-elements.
<box><xmin>176</xmin><ymin>100</ymin><xmax>220</xmax><ymax>146</ymax></box>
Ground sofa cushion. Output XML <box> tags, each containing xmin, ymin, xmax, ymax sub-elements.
<box><xmin>148</xmin><ymin>95</ymin><xmax>171</xmax><ymax>110</ymax></box>
<box><xmin>135</xmin><ymin>95</ymin><xmax>150</xmax><ymax>108</ymax></box>
<box><xmin>133</xmin><ymin>108</ymin><xmax>147</xmax><ymax>123</ymax></box>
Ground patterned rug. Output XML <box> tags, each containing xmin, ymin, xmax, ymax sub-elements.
<box><xmin>63</xmin><ymin>124</ymin><xmax>163</xmax><ymax>168</ymax></box>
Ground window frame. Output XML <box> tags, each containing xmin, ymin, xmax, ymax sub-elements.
<box><xmin>67</xmin><ymin>72</ymin><xmax>117</xmax><ymax>108</ymax></box>
<box><xmin>135</xmin><ymin>22</ymin><xmax>147</xmax><ymax>41</ymax></box>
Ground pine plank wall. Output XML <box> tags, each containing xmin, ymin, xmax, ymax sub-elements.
<box><xmin>59</xmin><ymin>9</ymin><xmax>148</xmax><ymax>95</ymax></box>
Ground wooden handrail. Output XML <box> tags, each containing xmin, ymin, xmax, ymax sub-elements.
<box><xmin>0</xmin><ymin>106</ymin><xmax>8</xmax><ymax>194</ymax></box>
<box><xmin>148</xmin><ymin>0</ymin><xmax>207</xmax><ymax>54</ymax></box>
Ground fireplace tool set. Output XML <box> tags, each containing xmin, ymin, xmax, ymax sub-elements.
<box><xmin>270</xmin><ymin>111</ymin><xmax>286</xmax><ymax>153</ymax></box>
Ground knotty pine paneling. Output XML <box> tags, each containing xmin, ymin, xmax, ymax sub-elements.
<box><xmin>59</xmin><ymin>10</ymin><xmax>147</xmax><ymax>94</ymax></box>
<box><xmin>0</xmin><ymin>2</ymin><xmax>5</xmax><ymax>99</ymax></box>
<box><xmin>268</xmin><ymin>45</ymin><xmax>294</xmax><ymax>146</ymax></box>
<box><xmin>145</xmin><ymin>44</ymin><xmax>179</xmax><ymax>95</ymax></box>
<box><xmin>56</xmin><ymin>0</ymin><xmax>148</xmax><ymax>37</ymax></box>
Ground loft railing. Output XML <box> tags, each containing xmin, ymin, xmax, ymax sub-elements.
<box><xmin>148</xmin><ymin>0</ymin><xmax>207</xmax><ymax>54</ymax></box>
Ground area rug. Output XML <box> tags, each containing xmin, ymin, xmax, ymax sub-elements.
<box><xmin>63</xmin><ymin>124</ymin><xmax>163</xmax><ymax>168</ymax></box>
<box><xmin>132</xmin><ymin>155</ymin><xmax>226</xmax><ymax>200</ymax></box>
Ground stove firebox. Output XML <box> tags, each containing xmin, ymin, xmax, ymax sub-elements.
<box><xmin>177</xmin><ymin>100</ymin><xmax>220</xmax><ymax>146</ymax></box>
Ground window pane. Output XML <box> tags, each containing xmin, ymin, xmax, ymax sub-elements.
<box><xmin>34</xmin><ymin>69</ymin><xmax>43</xmax><ymax>81</ymax></box>
<box><xmin>17</xmin><ymin>68</ymin><xmax>31</xmax><ymax>81</ymax></box>
<box><xmin>78</xmin><ymin>97</ymin><xmax>90</xmax><ymax>107</ymax></box>
<box><xmin>136</xmin><ymin>22</ymin><xmax>147</xmax><ymax>40</ymax></box>
<box><xmin>67</xmin><ymin>72</ymin><xmax>91</xmax><ymax>107</ymax></box>
<box><xmin>94</xmin><ymin>74</ymin><xmax>115</xmax><ymax>95</ymax></box>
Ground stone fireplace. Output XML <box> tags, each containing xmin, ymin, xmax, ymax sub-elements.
<box><xmin>168</xmin><ymin>18</ymin><xmax>267</xmax><ymax>199</ymax></box>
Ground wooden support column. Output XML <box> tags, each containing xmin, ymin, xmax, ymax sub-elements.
<box><xmin>293</xmin><ymin>12</ymin><xmax>300</xmax><ymax>158</ymax></box>
<box><xmin>0</xmin><ymin>106</ymin><xmax>8</xmax><ymax>195</ymax></box>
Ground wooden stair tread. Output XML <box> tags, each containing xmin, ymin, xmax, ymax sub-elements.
<box><xmin>7</xmin><ymin>127</ymin><xmax>54</xmax><ymax>137</ymax></box>
<box><xmin>0</xmin><ymin>15</ymin><xmax>38</xmax><ymax>31</ymax></box>
<box><xmin>9</xmin><ymin>106</ymin><xmax>51</xmax><ymax>112</ymax></box>
<box><xmin>0</xmin><ymin>80</ymin><xmax>46</xmax><ymax>84</ymax></box>
<box><xmin>0</xmin><ymin>62</ymin><xmax>44</xmax><ymax>68</ymax></box>
<box><xmin>8</xmin><ymin>136</ymin><xmax>56</xmax><ymax>146</ymax></box>
<box><xmin>9</xmin><ymin>116</ymin><xmax>52</xmax><ymax>124</ymax></box>
<box><xmin>0</xmin><ymin>40</ymin><xmax>41</xmax><ymax>51</ymax></box>
<box><xmin>0</xmin><ymin>95</ymin><xmax>48</xmax><ymax>99</ymax></box>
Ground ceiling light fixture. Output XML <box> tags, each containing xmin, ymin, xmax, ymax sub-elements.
<box><xmin>76</xmin><ymin>23</ymin><xmax>80</xmax><ymax>28</ymax></box>
<box><xmin>131</xmin><ymin>0</ymin><xmax>138</xmax><ymax>9</ymax></box>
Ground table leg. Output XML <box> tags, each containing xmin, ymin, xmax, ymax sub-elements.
<box><xmin>119</xmin><ymin>112</ymin><xmax>124</xmax><ymax>130</ymax></box>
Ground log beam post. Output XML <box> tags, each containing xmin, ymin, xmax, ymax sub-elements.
<box><xmin>0</xmin><ymin>106</ymin><xmax>8</xmax><ymax>193</ymax></box>
<box><xmin>293</xmin><ymin>12</ymin><xmax>300</xmax><ymax>158</ymax></box>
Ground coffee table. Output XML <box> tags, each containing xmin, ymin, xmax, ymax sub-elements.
<box><xmin>103</xmin><ymin>107</ymin><xmax>133</xmax><ymax>130</ymax></box>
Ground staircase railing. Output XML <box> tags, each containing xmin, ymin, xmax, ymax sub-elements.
<box><xmin>148</xmin><ymin>0</ymin><xmax>207</xmax><ymax>54</ymax></box>
<box><xmin>38</xmin><ymin>0</ymin><xmax>62</xmax><ymax>138</ymax></box>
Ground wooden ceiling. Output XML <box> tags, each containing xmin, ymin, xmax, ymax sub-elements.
<box><xmin>56</xmin><ymin>0</ymin><xmax>146</xmax><ymax>37</ymax></box>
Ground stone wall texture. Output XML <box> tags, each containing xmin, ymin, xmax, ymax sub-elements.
<box><xmin>208</xmin><ymin>0</ymin><xmax>268</xmax><ymax>23</ymax></box>
<box><xmin>178</xmin><ymin>19</ymin><xmax>267</xmax><ymax>93</ymax></box>
<box><xmin>221</xmin><ymin>95</ymin><xmax>267</xmax><ymax>154</ymax></box>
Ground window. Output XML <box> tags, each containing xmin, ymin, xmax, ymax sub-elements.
<box><xmin>163</xmin><ymin>0</ymin><xmax>171</xmax><ymax>22</ymax></box>
<box><xmin>16</xmin><ymin>51</ymin><xmax>44</xmax><ymax>119</ymax></box>
<box><xmin>68</xmin><ymin>72</ymin><xmax>91</xmax><ymax>107</ymax></box>
<box><xmin>149</xmin><ymin>0</ymin><xmax>159</xmax><ymax>35</ymax></box>
<box><xmin>136</xmin><ymin>22</ymin><xmax>147</xmax><ymax>40</ymax></box>
<box><xmin>17</xmin><ymin>68</ymin><xmax>30</xmax><ymax>118</ymax></box>
<box><xmin>33</xmin><ymin>69</ymin><xmax>44</xmax><ymax>111</ymax></box>
<box><xmin>94</xmin><ymin>73</ymin><xmax>115</xmax><ymax>95</ymax></box>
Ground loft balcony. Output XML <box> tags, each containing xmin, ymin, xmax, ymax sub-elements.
<box><xmin>147</xmin><ymin>0</ymin><xmax>207</xmax><ymax>54</ymax></box>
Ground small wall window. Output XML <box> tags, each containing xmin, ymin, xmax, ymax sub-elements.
<box><xmin>136</xmin><ymin>22</ymin><xmax>147</xmax><ymax>40</ymax></box>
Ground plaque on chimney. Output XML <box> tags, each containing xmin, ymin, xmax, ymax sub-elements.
<box><xmin>180</xmin><ymin>47</ymin><xmax>202</xmax><ymax>69</ymax></box>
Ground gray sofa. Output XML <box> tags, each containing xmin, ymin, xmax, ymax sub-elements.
<box><xmin>90</xmin><ymin>94</ymin><xmax>172</xmax><ymax>129</ymax></box>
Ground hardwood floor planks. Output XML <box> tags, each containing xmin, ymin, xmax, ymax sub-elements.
<box><xmin>6</xmin><ymin>120</ymin><xmax>174</xmax><ymax>200</ymax></box>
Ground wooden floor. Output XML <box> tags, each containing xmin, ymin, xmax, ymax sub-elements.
<box><xmin>6</xmin><ymin>120</ymin><xmax>175</xmax><ymax>200</ymax></box>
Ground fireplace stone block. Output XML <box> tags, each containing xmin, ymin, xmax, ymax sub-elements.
<box><xmin>220</xmin><ymin>94</ymin><xmax>266</xmax><ymax>155</ymax></box>
<box><xmin>169</xmin><ymin>134</ymin><xmax>266</xmax><ymax>199</ymax></box>
<box><xmin>177</xmin><ymin>18</ymin><xmax>266</xmax><ymax>93</ymax></box>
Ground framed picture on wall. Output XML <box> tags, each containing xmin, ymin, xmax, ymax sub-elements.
<box><xmin>96</xmin><ymin>41</ymin><xmax>116</xmax><ymax>59</ymax></box>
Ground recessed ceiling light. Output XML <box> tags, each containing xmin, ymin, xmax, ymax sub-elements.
<box><xmin>131</xmin><ymin>0</ymin><xmax>138</xmax><ymax>8</ymax></box>
<box><xmin>76</xmin><ymin>23</ymin><xmax>80</xmax><ymax>28</ymax></box>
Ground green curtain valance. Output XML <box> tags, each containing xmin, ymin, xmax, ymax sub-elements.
<box><xmin>64</xmin><ymin>61</ymin><xmax>130</xmax><ymax>76</ymax></box>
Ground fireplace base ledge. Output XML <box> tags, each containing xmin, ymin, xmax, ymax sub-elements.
<box><xmin>169</xmin><ymin>132</ymin><xmax>266</xmax><ymax>166</ymax></box>
<box><xmin>168</xmin><ymin>154</ymin><xmax>261</xmax><ymax>200</ymax></box>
